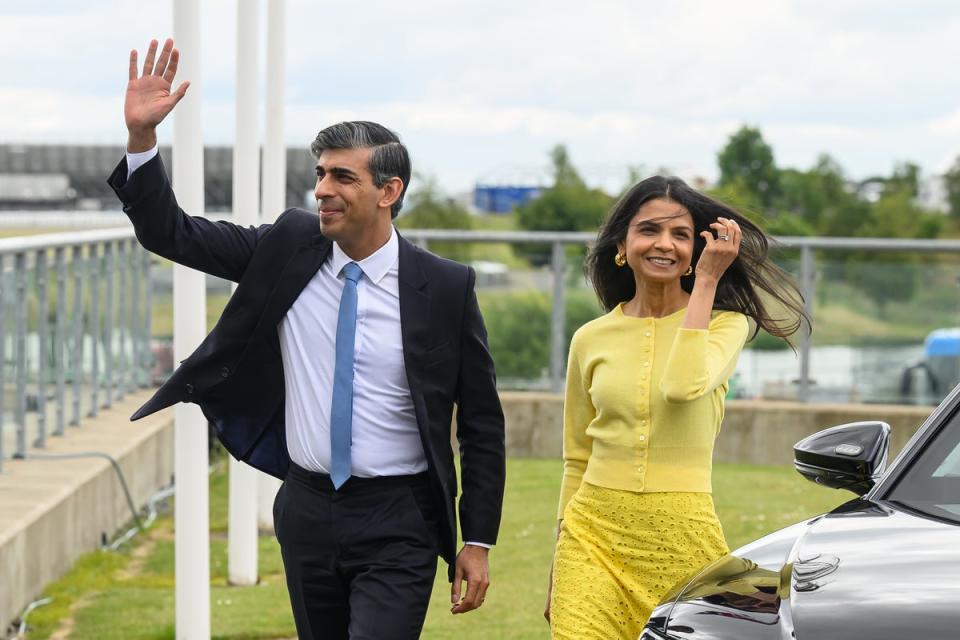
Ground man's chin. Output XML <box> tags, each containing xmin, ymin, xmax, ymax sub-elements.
<box><xmin>318</xmin><ymin>217</ymin><xmax>342</xmax><ymax>238</ymax></box>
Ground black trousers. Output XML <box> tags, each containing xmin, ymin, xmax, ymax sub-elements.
<box><xmin>274</xmin><ymin>463</ymin><xmax>441</xmax><ymax>640</ymax></box>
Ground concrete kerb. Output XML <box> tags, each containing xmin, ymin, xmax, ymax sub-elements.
<box><xmin>0</xmin><ymin>391</ymin><xmax>174</xmax><ymax>636</ymax></box>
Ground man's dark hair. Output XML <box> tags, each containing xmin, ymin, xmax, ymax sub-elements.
<box><xmin>311</xmin><ymin>121</ymin><xmax>411</xmax><ymax>219</ymax></box>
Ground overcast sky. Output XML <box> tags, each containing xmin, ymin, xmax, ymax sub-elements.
<box><xmin>2</xmin><ymin>0</ymin><xmax>959</xmax><ymax>194</ymax></box>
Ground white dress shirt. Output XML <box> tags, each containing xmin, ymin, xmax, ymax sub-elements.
<box><xmin>279</xmin><ymin>227</ymin><xmax>427</xmax><ymax>476</ymax></box>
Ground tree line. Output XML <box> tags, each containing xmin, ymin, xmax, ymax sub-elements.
<box><xmin>397</xmin><ymin>125</ymin><xmax>960</xmax><ymax>318</ymax></box>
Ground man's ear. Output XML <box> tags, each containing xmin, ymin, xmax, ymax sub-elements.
<box><xmin>378</xmin><ymin>177</ymin><xmax>404</xmax><ymax>210</ymax></box>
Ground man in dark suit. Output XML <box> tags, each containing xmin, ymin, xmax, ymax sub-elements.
<box><xmin>111</xmin><ymin>39</ymin><xmax>506</xmax><ymax>639</ymax></box>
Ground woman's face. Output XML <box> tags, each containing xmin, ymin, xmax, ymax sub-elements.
<box><xmin>618</xmin><ymin>197</ymin><xmax>695</xmax><ymax>284</ymax></box>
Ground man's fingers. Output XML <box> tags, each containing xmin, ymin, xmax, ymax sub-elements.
<box><xmin>451</xmin><ymin>566</ymin><xmax>463</xmax><ymax>604</ymax></box>
<box><xmin>477</xmin><ymin>579</ymin><xmax>490</xmax><ymax>605</ymax></box>
<box><xmin>171</xmin><ymin>81</ymin><xmax>190</xmax><ymax>104</ymax></box>
<box><xmin>142</xmin><ymin>39</ymin><xmax>158</xmax><ymax>77</ymax></box>
<box><xmin>462</xmin><ymin>578</ymin><xmax>479</xmax><ymax>608</ymax></box>
<box><xmin>153</xmin><ymin>38</ymin><xmax>174</xmax><ymax>77</ymax></box>
<box><xmin>163</xmin><ymin>49</ymin><xmax>180</xmax><ymax>84</ymax></box>
<box><xmin>129</xmin><ymin>49</ymin><xmax>138</xmax><ymax>82</ymax></box>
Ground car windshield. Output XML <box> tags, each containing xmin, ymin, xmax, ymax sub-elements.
<box><xmin>886</xmin><ymin>405</ymin><xmax>960</xmax><ymax>524</ymax></box>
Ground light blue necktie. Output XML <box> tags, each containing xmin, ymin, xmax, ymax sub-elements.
<box><xmin>330</xmin><ymin>261</ymin><xmax>363</xmax><ymax>489</ymax></box>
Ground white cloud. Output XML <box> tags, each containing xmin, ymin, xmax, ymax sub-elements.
<box><xmin>2</xmin><ymin>0</ymin><xmax>960</xmax><ymax>191</ymax></box>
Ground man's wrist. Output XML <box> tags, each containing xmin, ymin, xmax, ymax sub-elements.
<box><xmin>464</xmin><ymin>541</ymin><xmax>492</xmax><ymax>550</ymax></box>
<box><xmin>127</xmin><ymin>128</ymin><xmax>158</xmax><ymax>153</ymax></box>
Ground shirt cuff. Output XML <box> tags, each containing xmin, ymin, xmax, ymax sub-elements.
<box><xmin>126</xmin><ymin>145</ymin><xmax>159</xmax><ymax>180</ymax></box>
<box><xmin>464</xmin><ymin>541</ymin><xmax>492</xmax><ymax>549</ymax></box>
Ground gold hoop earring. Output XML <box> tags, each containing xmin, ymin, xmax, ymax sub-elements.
<box><xmin>614</xmin><ymin>253</ymin><xmax>627</xmax><ymax>267</ymax></box>
<box><xmin>683</xmin><ymin>265</ymin><xmax>693</xmax><ymax>276</ymax></box>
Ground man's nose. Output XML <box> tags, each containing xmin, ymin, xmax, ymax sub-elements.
<box><xmin>315</xmin><ymin>176</ymin><xmax>334</xmax><ymax>200</ymax></box>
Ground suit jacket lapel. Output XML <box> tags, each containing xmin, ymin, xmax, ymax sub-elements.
<box><xmin>398</xmin><ymin>234</ymin><xmax>430</xmax><ymax>364</ymax></box>
<box><xmin>397</xmin><ymin>234</ymin><xmax>434</xmax><ymax>446</ymax></box>
<box><xmin>254</xmin><ymin>234</ymin><xmax>331</xmax><ymax>339</ymax></box>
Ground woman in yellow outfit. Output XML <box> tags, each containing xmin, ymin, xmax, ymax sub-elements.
<box><xmin>546</xmin><ymin>176</ymin><xmax>807</xmax><ymax>639</ymax></box>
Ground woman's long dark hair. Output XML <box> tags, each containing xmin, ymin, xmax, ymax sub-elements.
<box><xmin>586</xmin><ymin>175</ymin><xmax>809</xmax><ymax>345</ymax></box>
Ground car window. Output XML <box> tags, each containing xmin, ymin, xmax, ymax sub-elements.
<box><xmin>933</xmin><ymin>442</ymin><xmax>960</xmax><ymax>477</ymax></box>
<box><xmin>886</xmin><ymin>407</ymin><xmax>960</xmax><ymax>523</ymax></box>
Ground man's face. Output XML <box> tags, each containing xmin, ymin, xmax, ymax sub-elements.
<box><xmin>314</xmin><ymin>147</ymin><xmax>389</xmax><ymax>246</ymax></box>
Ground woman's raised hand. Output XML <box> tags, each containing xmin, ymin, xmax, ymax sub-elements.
<box><xmin>696</xmin><ymin>217</ymin><xmax>741</xmax><ymax>282</ymax></box>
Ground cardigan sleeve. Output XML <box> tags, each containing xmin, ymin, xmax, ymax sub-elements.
<box><xmin>659</xmin><ymin>311</ymin><xmax>748</xmax><ymax>403</ymax></box>
<box><xmin>558</xmin><ymin>332</ymin><xmax>596</xmax><ymax>520</ymax></box>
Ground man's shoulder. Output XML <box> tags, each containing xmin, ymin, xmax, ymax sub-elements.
<box><xmin>273</xmin><ymin>207</ymin><xmax>320</xmax><ymax>231</ymax></box>
<box><xmin>400</xmin><ymin>237</ymin><xmax>472</xmax><ymax>283</ymax></box>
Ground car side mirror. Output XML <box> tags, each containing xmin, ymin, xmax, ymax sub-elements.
<box><xmin>794</xmin><ymin>421</ymin><xmax>890</xmax><ymax>495</ymax></box>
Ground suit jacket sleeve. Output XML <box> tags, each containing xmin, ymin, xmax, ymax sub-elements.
<box><xmin>454</xmin><ymin>267</ymin><xmax>506</xmax><ymax>546</ymax></box>
<box><xmin>107</xmin><ymin>153</ymin><xmax>272</xmax><ymax>282</ymax></box>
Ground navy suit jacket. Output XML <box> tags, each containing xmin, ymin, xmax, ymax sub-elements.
<box><xmin>107</xmin><ymin>155</ymin><xmax>506</xmax><ymax>570</ymax></box>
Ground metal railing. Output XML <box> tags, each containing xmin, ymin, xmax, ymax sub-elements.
<box><xmin>401</xmin><ymin>229</ymin><xmax>960</xmax><ymax>400</ymax></box>
<box><xmin>0</xmin><ymin>229</ymin><xmax>152</xmax><ymax>471</ymax></box>
<box><xmin>4</xmin><ymin>225</ymin><xmax>960</xmax><ymax>472</ymax></box>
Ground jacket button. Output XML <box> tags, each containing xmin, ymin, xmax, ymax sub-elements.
<box><xmin>185</xmin><ymin>383</ymin><xmax>194</xmax><ymax>394</ymax></box>
<box><xmin>221</xmin><ymin>367</ymin><xmax>230</xmax><ymax>378</ymax></box>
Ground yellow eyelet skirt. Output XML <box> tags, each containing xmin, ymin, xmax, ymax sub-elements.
<box><xmin>550</xmin><ymin>483</ymin><xmax>728</xmax><ymax>640</ymax></box>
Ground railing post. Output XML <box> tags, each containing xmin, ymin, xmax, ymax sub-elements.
<box><xmin>71</xmin><ymin>245</ymin><xmax>83</xmax><ymax>425</ymax></box>
<box><xmin>103</xmin><ymin>241</ymin><xmax>114</xmax><ymax>409</ymax></box>
<box><xmin>550</xmin><ymin>242</ymin><xmax>566</xmax><ymax>393</ymax></box>
<box><xmin>14</xmin><ymin>252</ymin><xmax>27</xmax><ymax>458</ymax></box>
<box><xmin>142</xmin><ymin>248</ymin><xmax>152</xmax><ymax>389</ymax></box>
<box><xmin>54</xmin><ymin>247</ymin><xmax>66</xmax><ymax>436</ymax></box>
<box><xmin>0</xmin><ymin>255</ymin><xmax>6</xmax><ymax>471</ymax></box>
<box><xmin>36</xmin><ymin>250</ymin><xmax>49</xmax><ymax>448</ymax></box>
<box><xmin>798</xmin><ymin>244</ymin><xmax>815</xmax><ymax>402</ymax></box>
<box><xmin>89</xmin><ymin>243</ymin><xmax>100</xmax><ymax>417</ymax></box>
<box><xmin>131</xmin><ymin>241</ymin><xmax>142</xmax><ymax>390</ymax></box>
<box><xmin>117</xmin><ymin>239</ymin><xmax>129</xmax><ymax>400</ymax></box>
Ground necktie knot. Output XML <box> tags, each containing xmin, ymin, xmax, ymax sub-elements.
<box><xmin>342</xmin><ymin>262</ymin><xmax>363</xmax><ymax>284</ymax></box>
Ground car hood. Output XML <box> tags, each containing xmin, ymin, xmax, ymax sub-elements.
<box><xmin>788</xmin><ymin>500</ymin><xmax>960</xmax><ymax>639</ymax></box>
<box><xmin>650</xmin><ymin>500</ymin><xmax>960</xmax><ymax>640</ymax></box>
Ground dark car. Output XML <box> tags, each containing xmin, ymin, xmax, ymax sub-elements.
<box><xmin>640</xmin><ymin>385</ymin><xmax>960</xmax><ymax>640</ymax></box>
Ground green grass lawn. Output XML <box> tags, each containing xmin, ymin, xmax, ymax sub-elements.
<box><xmin>23</xmin><ymin>457</ymin><xmax>847</xmax><ymax>640</ymax></box>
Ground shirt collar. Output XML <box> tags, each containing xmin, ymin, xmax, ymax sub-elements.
<box><xmin>330</xmin><ymin>226</ymin><xmax>398</xmax><ymax>285</ymax></box>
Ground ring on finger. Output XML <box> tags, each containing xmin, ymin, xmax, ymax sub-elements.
<box><xmin>717</xmin><ymin>233</ymin><xmax>730</xmax><ymax>241</ymax></box>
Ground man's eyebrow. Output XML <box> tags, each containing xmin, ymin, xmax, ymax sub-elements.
<box><xmin>315</xmin><ymin>165</ymin><xmax>361</xmax><ymax>179</ymax></box>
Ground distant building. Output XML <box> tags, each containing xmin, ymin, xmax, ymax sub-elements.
<box><xmin>472</xmin><ymin>184</ymin><xmax>542</xmax><ymax>214</ymax></box>
<box><xmin>0</xmin><ymin>144</ymin><xmax>318</xmax><ymax>212</ymax></box>
<box><xmin>0</xmin><ymin>173</ymin><xmax>76</xmax><ymax>209</ymax></box>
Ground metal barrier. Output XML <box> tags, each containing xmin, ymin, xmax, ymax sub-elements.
<box><xmin>5</xmin><ymin>225</ymin><xmax>960</xmax><ymax>471</ymax></box>
<box><xmin>0</xmin><ymin>229</ymin><xmax>152</xmax><ymax>471</ymax></box>
<box><xmin>400</xmin><ymin>229</ymin><xmax>960</xmax><ymax>401</ymax></box>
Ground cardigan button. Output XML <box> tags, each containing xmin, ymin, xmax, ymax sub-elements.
<box><xmin>221</xmin><ymin>367</ymin><xmax>230</xmax><ymax>378</ymax></box>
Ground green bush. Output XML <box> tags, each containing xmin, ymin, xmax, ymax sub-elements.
<box><xmin>480</xmin><ymin>289</ymin><xmax>603</xmax><ymax>379</ymax></box>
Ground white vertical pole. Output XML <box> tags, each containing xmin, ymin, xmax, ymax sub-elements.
<box><xmin>228</xmin><ymin>0</ymin><xmax>261</xmax><ymax>587</ymax></box>
<box><xmin>258</xmin><ymin>0</ymin><xmax>287</xmax><ymax>530</ymax></box>
<box><xmin>261</xmin><ymin>0</ymin><xmax>287</xmax><ymax>224</ymax></box>
<box><xmin>172</xmin><ymin>0</ymin><xmax>210</xmax><ymax>637</ymax></box>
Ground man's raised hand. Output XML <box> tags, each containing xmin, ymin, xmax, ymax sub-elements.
<box><xmin>125</xmin><ymin>39</ymin><xmax>190</xmax><ymax>152</ymax></box>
